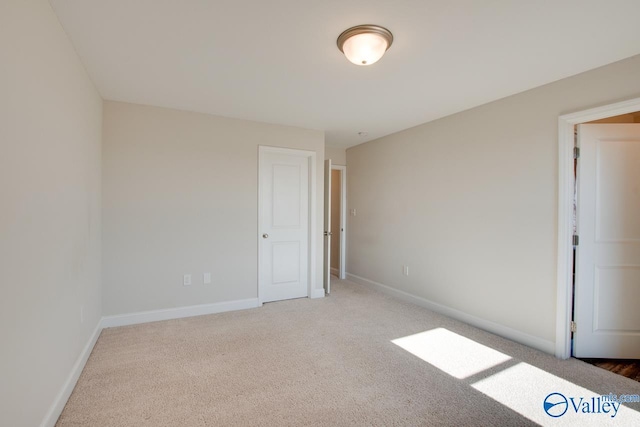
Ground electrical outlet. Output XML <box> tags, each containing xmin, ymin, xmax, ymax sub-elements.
<box><xmin>203</xmin><ymin>272</ymin><xmax>212</xmax><ymax>284</ymax></box>
<box><xmin>350</xmin><ymin>208</ymin><xmax>357</xmax><ymax>216</ymax></box>
<box><xmin>183</xmin><ymin>274</ymin><xmax>192</xmax><ymax>286</ymax></box>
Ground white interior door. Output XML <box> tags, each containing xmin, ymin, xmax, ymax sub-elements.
<box><xmin>259</xmin><ymin>148</ymin><xmax>310</xmax><ymax>303</ymax></box>
<box><xmin>574</xmin><ymin>123</ymin><xmax>640</xmax><ymax>358</ymax></box>
<box><xmin>323</xmin><ymin>159</ymin><xmax>332</xmax><ymax>294</ymax></box>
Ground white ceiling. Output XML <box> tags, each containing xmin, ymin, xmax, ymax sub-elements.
<box><xmin>50</xmin><ymin>0</ymin><xmax>640</xmax><ymax>148</ymax></box>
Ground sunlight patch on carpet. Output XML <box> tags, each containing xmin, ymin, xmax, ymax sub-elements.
<box><xmin>472</xmin><ymin>362</ymin><xmax>640</xmax><ymax>426</ymax></box>
<box><xmin>393</xmin><ymin>328</ymin><xmax>640</xmax><ymax>426</ymax></box>
<box><xmin>391</xmin><ymin>328</ymin><xmax>511</xmax><ymax>379</ymax></box>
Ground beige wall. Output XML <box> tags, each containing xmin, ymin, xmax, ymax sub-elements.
<box><xmin>103</xmin><ymin>101</ymin><xmax>325</xmax><ymax>315</ymax></box>
<box><xmin>0</xmin><ymin>1</ymin><xmax>103</xmax><ymax>426</ymax></box>
<box><xmin>325</xmin><ymin>146</ymin><xmax>347</xmax><ymax>165</ymax></box>
<box><xmin>346</xmin><ymin>54</ymin><xmax>640</xmax><ymax>351</ymax></box>
<box><xmin>330</xmin><ymin>169</ymin><xmax>341</xmax><ymax>270</ymax></box>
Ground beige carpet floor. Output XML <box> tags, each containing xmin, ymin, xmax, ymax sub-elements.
<box><xmin>56</xmin><ymin>279</ymin><xmax>640</xmax><ymax>426</ymax></box>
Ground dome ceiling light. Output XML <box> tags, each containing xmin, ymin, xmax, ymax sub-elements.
<box><xmin>337</xmin><ymin>25</ymin><xmax>393</xmax><ymax>66</ymax></box>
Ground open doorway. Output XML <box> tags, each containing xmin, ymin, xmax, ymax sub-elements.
<box><xmin>323</xmin><ymin>160</ymin><xmax>347</xmax><ymax>293</ymax></box>
<box><xmin>571</xmin><ymin>112</ymin><xmax>640</xmax><ymax>382</ymax></box>
<box><xmin>556</xmin><ymin>98</ymin><xmax>640</xmax><ymax>359</ymax></box>
<box><xmin>330</xmin><ymin>166</ymin><xmax>346</xmax><ymax>279</ymax></box>
<box><xmin>557</xmin><ymin>100</ymin><xmax>640</xmax><ymax>382</ymax></box>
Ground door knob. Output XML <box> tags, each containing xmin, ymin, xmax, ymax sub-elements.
<box><xmin>324</xmin><ymin>231</ymin><xmax>332</xmax><ymax>236</ymax></box>
<box><xmin>262</xmin><ymin>233</ymin><xmax>269</xmax><ymax>239</ymax></box>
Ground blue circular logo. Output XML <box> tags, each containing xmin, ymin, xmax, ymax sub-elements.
<box><xmin>544</xmin><ymin>392</ymin><xmax>568</xmax><ymax>417</ymax></box>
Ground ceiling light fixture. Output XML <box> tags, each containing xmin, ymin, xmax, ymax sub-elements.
<box><xmin>337</xmin><ymin>25</ymin><xmax>393</xmax><ymax>66</ymax></box>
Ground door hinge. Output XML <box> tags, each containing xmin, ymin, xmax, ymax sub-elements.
<box><xmin>573</xmin><ymin>147</ymin><xmax>580</xmax><ymax>159</ymax></box>
<box><xmin>572</xmin><ymin>235</ymin><xmax>579</xmax><ymax>246</ymax></box>
<box><xmin>570</xmin><ymin>321</ymin><xmax>577</xmax><ymax>333</ymax></box>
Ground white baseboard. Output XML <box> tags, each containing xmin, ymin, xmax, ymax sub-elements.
<box><xmin>102</xmin><ymin>298</ymin><xmax>260</xmax><ymax>328</ymax></box>
<box><xmin>40</xmin><ymin>321</ymin><xmax>102</xmax><ymax>427</ymax></box>
<box><xmin>39</xmin><ymin>296</ymin><xmax>266</xmax><ymax>426</ymax></box>
<box><xmin>346</xmin><ymin>273</ymin><xmax>555</xmax><ymax>355</ymax></box>
<box><xmin>311</xmin><ymin>288</ymin><xmax>326</xmax><ymax>299</ymax></box>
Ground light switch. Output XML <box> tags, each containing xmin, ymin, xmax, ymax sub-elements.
<box><xmin>203</xmin><ymin>272</ymin><xmax>212</xmax><ymax>284</ymax></box>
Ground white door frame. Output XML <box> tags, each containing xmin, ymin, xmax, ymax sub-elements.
<box><xmin>555</xmin><ymin>96</ymin><xmax>640</xmax><ymax>359</ymax></box>
<box><xmin>258</xmin><ymin>145</ymin><xmax>317</xmax><ymax>305</ymax></box>
<box><xmin>332</xmin><ymin>165</ymin><xmax>347</xmax><ymax>279</ymax></box>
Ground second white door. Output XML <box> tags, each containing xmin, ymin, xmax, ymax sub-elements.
<box><xmin>259</xmin><ymin>147</ymin><xmax>310</xmax><ymax>303</ymax></box>
<box><xmin>574</xmin><ymin>124</ymin><xmax>640</xmax><ymax>358</ymax></box>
